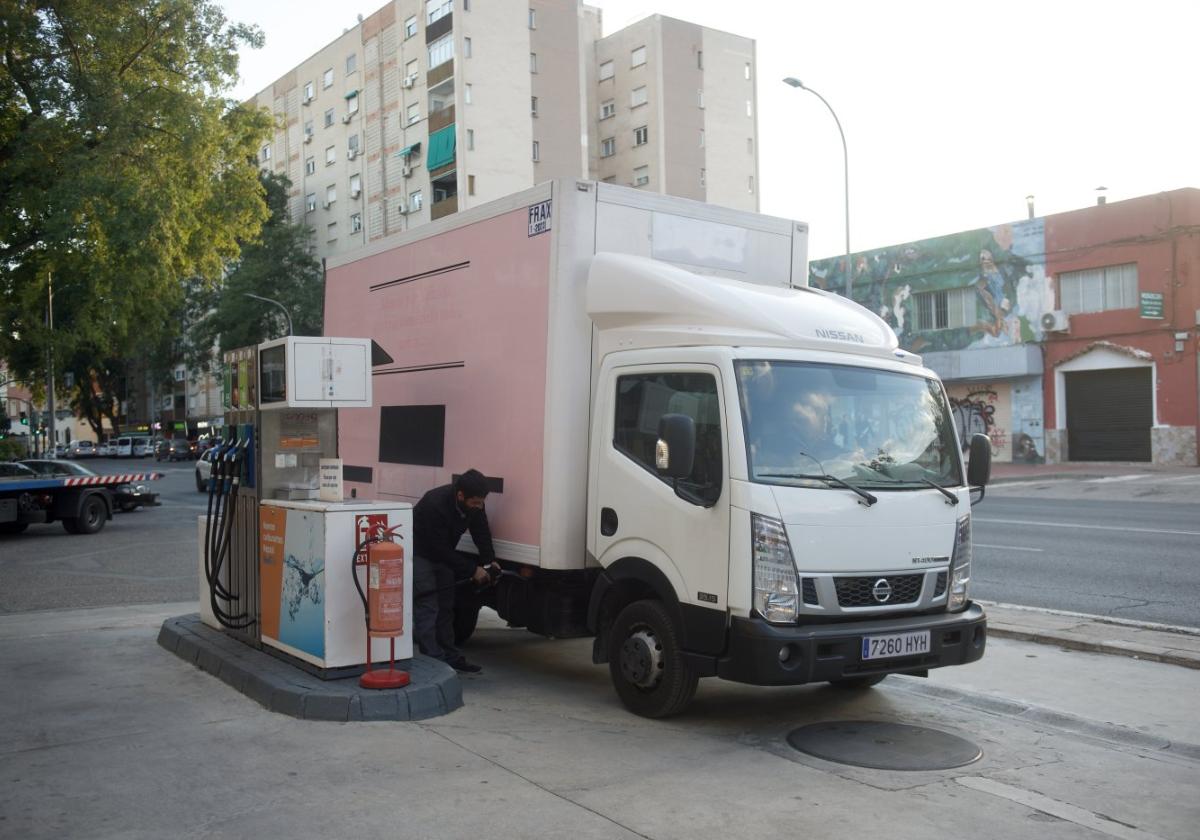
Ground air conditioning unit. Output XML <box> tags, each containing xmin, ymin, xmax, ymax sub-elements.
<box><xmin>347</xmin><ymin>148</ymin><xmax>358</xmax><ymax>160</ymax></box>
<box><xmin>1041</xmin><ymin>310</ymin><xmax>1070</xmax><ymax>333</ymax></box>
<box><xmin>350</xmin><ymin>188</ymin><xmax>361</xmax><ymax>199</ymax></box>
<box><xmin>302</xmin><ymin>95</ymin><xmax>312</xmax><ymax>105</ymax></box>
<box><xmin>322</xmin><ymin>200</ymin><xmax>331</xmax><ymax>210</ymax></box>
<box><xmin>303</xmin><ymin>134</ymin><xmax>312</xmax><ymax>144</ymax></box>
<box><xmin>395</xmin><ymin>201</ymin><xmax>408</xmax><ymax>215</ymax></box>
<box><xmin>402</xmin><ymin>75</ymin><xmax>415</xmax><ymax>89</ymax></box>
<box><xmin>342</xmin><ymin>113</ymin><xmax>353</xmax><ymax>124</ymax></box>
<box><xmin>402</xmin><ymin>165</ymin><xmax>413</xmax><ymax>178</ymax></box>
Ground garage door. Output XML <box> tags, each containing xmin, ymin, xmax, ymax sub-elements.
<box><xmin>1064</xmin><ymin>367</ymin><xmax>1151</xmax><ymax>461</ymax></box>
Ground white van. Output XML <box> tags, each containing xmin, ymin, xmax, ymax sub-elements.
<box><xmin>114</xmin><ymin>437</ymin><xmax>134</xmax><ymax>458</ymax></box>
<box><xmin>132</xmin><ymin>438</ymin><xmax>153</xmax><ymax>458</ymax></box>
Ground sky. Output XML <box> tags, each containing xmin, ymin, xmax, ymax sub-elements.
<box><xmin>218</xmin><ymin>0</ymin><xmax>1200</xmax><ymax>260</ymax></box>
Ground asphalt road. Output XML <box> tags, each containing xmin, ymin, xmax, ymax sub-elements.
<box><xmin>973</xmin><ymin>482</ymin><xmax>1200</xmax><ymax>628</ymax></box>
<box><xmin>0</xmin><ymin>457</ymin><xmax>203</xmax><ymax>613</ymax></box>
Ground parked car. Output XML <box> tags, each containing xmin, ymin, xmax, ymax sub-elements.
<box><xmin>114</xmin><ymin>437</ymin><xmax>134</xmax><ymax>458</ymax></box>
<box><xmin>159</xmin><ymin>438</ymin><xmax>192</xmax><ymax>462</ymax></box>
<box><xmin>96</xmin><ymin>441</ymin><xmax>113</xmax><ymax>457</ymax></box>
<box><xmin>195</xmin><ymin>448</ymin><xmax>217</xmax><ymax>492</ymax></box>
<box><xmin>53</xmin><ymin>444</ymin><xmax>69</xmax><ymax>458</ymax></box>
<box><xmin>20</xmin><ymin>460</ymin><xmax>160</xmax><ymax>512</ymax></box>
<box><xmin>132</xmin><ymin>439</ymin><xmax>153</xmax><ymax>458</ymax></box>
<box><xmin>69</xmin><ymin>440</ymin><xmax>96</xmax><ymax>459</ymax></box>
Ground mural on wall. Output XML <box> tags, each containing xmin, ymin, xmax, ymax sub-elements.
<box><xmin>810</xmin><ymin>219</ymin><xmax>1051</xmax><ymax>355</ymax></box>
<box><xmin>945</xmin><ymin>380</ymin><xmax>1044</xmax><ymax>463</ymax></box>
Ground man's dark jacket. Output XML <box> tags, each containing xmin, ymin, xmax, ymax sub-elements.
<box><xmin>413</xmin><ymin>483</ymin><xmax>497</xmax><ymax>579</ymax></box>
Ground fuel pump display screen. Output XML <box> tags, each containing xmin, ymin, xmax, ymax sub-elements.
<box><xmin>260</xmin><ymin>344</ymin><xmax>287</xmax><ymax>404</ymax></box>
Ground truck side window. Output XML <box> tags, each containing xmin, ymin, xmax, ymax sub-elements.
<box><xmin>614</xmin><ymin>372</ymin><xmax>722</xmax><ymax>502</ymax></box>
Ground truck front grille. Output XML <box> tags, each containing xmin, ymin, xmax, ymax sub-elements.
<box><xmin>834</xmin><ymin>574</ymin><xmax>923</xmax><ymax>607</ymax></box>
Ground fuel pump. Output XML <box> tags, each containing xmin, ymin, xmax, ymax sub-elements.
<box><xmin>204</xmin><ymin>433</ymin><xmax>254</xmax><ymax>630</ymax></box>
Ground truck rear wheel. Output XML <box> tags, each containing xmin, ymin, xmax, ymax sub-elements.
<box><xmin>66</xmin><ymin>494</ymin><xmax>108</xmax><ymax>535</ymax></box>
<box><xmin>608</xmin><ymin>599</ymin><xmax>698</xmax><ymax>718</ymax></box>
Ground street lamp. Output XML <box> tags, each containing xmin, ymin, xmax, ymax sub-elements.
<box><xmin>782</xmin><ymin>77</ymin><xmax>852</xmax><ymax>299</ymax></box>
<box><xmin>243</xmin><ymin>293</ymin><xmax>294</xmax><ymax>337</ymax></box>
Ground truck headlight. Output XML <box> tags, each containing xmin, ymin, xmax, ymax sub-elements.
<box><xmin>752</xmin><ymin>513</ymin><xmax>799</xmax><ymax>624</ymax></box>
<box><xmin>949</xmin><ymin>514</ymin><xmax>971</xmax><ymax>611</ymax></box>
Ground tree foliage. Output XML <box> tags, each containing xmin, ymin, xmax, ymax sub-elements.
<box><xmin>186</xmin><ymin>170</ymin><xmax>324</xmax><ymax>365</ymax></box>
<box><xmin>0</xmin><ymin>0</ymin><xmax>273</xmax><ymax>430</ymax></box>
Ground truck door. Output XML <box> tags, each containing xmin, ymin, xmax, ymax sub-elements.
<box><xmin>593</xmin><ymin>363</ymin><xmax>731</xmax><ymax>617</ymax></box>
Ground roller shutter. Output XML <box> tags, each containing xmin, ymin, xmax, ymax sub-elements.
<box><xmin>1064</xmin><ymin>367</ymin><xmax>1151</xmax><ymax>461</ymax></box>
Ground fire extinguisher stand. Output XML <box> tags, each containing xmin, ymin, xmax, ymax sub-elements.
<box><xmin>355</xmin><ymin>528</ymin><xmax>411</xmax><ymax>689</ymax></box>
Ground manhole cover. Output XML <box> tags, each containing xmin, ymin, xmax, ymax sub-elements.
<box><xmin>786</xmin><ymin>720</ymin><xmax>982</xmax><ymax>771</ymax></box>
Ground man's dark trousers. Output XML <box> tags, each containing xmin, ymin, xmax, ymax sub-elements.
<box><xmin>413</xmin><ymin>553</ymin><xmax>461</xmax><ymax>663</ymax></box>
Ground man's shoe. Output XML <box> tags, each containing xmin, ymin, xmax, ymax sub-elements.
<box><xmin>448</xmin><ymin>658</ymin><xmax>482</xmax><ymax>674</ymax></box>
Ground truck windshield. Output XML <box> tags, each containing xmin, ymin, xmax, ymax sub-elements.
<box><xmin>736</xmin><ymin>360</ymin><xmax>963</xmax><ymax>489</ymax></box>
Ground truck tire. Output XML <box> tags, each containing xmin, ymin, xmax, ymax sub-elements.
<box><xmin>66</xmin><ymin>494</ymin><xmax>108</xmax><ymax>535</ymax></box>
<box><xmin>829</xmin><ymin>674</ymin><xmax>888</xmax><ymax>689</ymax></box>
<box><xmin>608</xmin><ymin>599</ymin><xmax>698</xmax><ymax>718</ymax></box>
<box><xmin>0</xmin><ymin>522</ymin><xmax>29</xmax><ymax>535</ymax></box>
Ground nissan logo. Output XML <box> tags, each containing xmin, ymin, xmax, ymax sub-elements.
<box><xmin>872</xmin><ymin>578</ymin><xmax>892</xmax><ymax>603</ymax></box>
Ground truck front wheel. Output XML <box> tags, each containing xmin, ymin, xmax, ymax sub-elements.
<box><xmin>608</xmin><ymin>599</ymin><xmax>698</xmax><ymax>718</ymax></box>
<box><xmin>64</xmin><ymin>494</ymin><xmax>107</xmax><ymax>535</ymax></box>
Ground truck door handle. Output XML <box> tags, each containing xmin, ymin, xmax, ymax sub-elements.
<box><xmin>600</xmin><ymin>507</ymin><xmax>618</xmax><ymax>537</ymax></box>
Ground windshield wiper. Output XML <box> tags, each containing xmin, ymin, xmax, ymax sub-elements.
<box><xmin>760</xmin><ymin>473</ymin><xmax>878</xmax><ymax>507</ymax></box>
<box><xmin>921</xmin><ymin>478</ymin><xmax>959</xmax><ymax>505</ymax></box>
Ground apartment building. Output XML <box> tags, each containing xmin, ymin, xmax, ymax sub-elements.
<box><xmin>247</xmin><ymin>2</ymin><xmax>759</xmax><ymax>259</ymax></box>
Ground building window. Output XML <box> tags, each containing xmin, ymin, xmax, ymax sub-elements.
<box><xmin>745</xmin><ymin>62</ymin><xmax>752</xmax><ymax>80</ymax></box>
<box><xmin>324</xmin><ymin>108</ymin><xmax>334</xmax><ymax>127</ymax></box>
<box><xmin>349</xmin><ymin>173</ymin><xmax>361</xmax><ymax>196</ymax></box>
<box><xmin>467</xmin><ymin>128</ymin><xmax>474</xmax><ymax>150</ymax></box>
<box><xmin>346</xmin><ymin>54</ymin><xmax>357</xmax><ymax>74</ymax></box>
<box><xmin>599</xmin><ymin>60</ymin><xmax>613</xmax><ymax>81</ymax></box>
<box><xmin>327</xmin><ymin>221</ymin><xmax>337</xmax><ymax>241</ymax></box>
<box><xmin>407</xmin><ymin>102</ymin><xmax>421</xmax><ymax>125</ymax></box>
<box><xmin>409</xmin><ymin>190</ymin><xmax>423</xmax><ymax>211</ymax></box>
<box><xmin>697</xmin><ymin>89</ymin><xmax>704</xmax><ymax>109</ymax></box>
<box><xmin>351</xmin><ymin>212</ymin><xmax>362</xmax><ymax>232</ymax></box>
<box><xmin>464</xmin><ymin>83</ymin><xmax>472</xmax><ymax>104</ymax></box>
<box><xmin>914</xmin><ymin>287</ymin><xmax>974</xmax><ymax>331</ymax></box>
<box><xmin>323</xmin><ymin>68</ymin><xmax>334</xmax><ymax>88</ymax></box>
<box><xmin>748</xmin><ymin>137</ymin><xmax>754</xmax><ymax>154</ymax></box>
<box><xmin>634</xmin><ymin>165</ymin><xmax>648</xmax><ymax>186</ymax></box>
<box><xmin>530</xmin><ymin>52</ymin><xmax>537</xmax><ymax>73</ymax></box>
<box><xmin>260</xmin><ymin>144</ymin><xmax>271</xmax><ymax>162</ymax></box>
<box><xmin>631</xmin><ymin>45</ymin><xmax>646</xmax><ymax>67</ymax></box>
<box><xmin>529</xmin><ymin>8</ymin><xmax>536</xmax><ymax>28</ymax></box>
<box><xmin>404</xmin><ymin>15</ymin><xmax>417</xmax><ymax>38</ymax></box>
<box><xmin>697</xmin><ymin>50</ymin><xmax>703</xmax><ymax>70</ymax></box>
<box><xmin>464</xmin><ymin>37</ymin><xmax>472</xmax><ymax>58</ymax></box>
<box><xmin>468</xmin><ymin>174</ymin><xmax>475</xmax><ymax>195</ymax></box>
<box><xmin>326</xmin><ymin>184</ymin><xmax>337</xmax><ymax>205</ymax></box>
<box><xmin>304</xmin><ymin>119</ymin><xmax>314</xmax><ymax>137</ymax></box>
<box><xmin>428</xmin><ymin>33</ymin><xmax>453</xmax><ymax>68</ymax></box>
<box><xmin>601</xmin><ymin>137</ymin><xmax>615</xmax><ymax>157</ymax></box>
<box><xmin>303</xmin><ymin>81</ymin><xmax>314</xmax><ymax>101</ymax></box>
<box><xmin>532</xmin><ymin>140</ymin><xmax>540</xmax><ymax>161</ymax></box>
<box><xmin>748</xmin><ymin>175</ymin><xmax>755</xmax><ymax>193</ymax></box>
<box><xmin>700</xmin><ymin>168</ymin><xmax>705</xmax><ymax>187</ymax></box>
<box><xmin>426</xmin><ymin>0</ymin><xmax>451</xmax><ymax>25</ymax></box>
<box><xmin>531</xmin><ymin>96</ymin><xmax>538</xmax><ymax>117</ymax></box>
<box><xmin>347</xmin><ymin>92</ymin><xmax>359</xmax><ymax>113</ymax></box>
<box><xmin>348</xmin><ymin>134</ymin><xmax>360</xmax><ymax>153</ymax></box>
<box><xmin>633</xmin><ymin>125</ymin><xmax>648</xmax><ymax>146</ymax></box>
<box><xmin>746</xmin><ymin>99</ymin><xmax>753</xmax><ymax>117</ymax></box>
<box><xmin>463</xmin><ymin>0</ymin><xmax>470</xmax><ymax>10</ymax></box>
<box><xmin>600</xmin><ymin>99</ymin><xmax>615</xmax><ymax>120</ymax></box>
<box><xmin>306</xmin><ymin>192</ymin><xmax>317</xmax><ymax>212</ymax></box>
<box><xmin>699</xmin><ymin>129</ymin><xmax>704</xmax><ymax>147</ymax></box>
<box><xmin>325</xmin><ymin>145</ymin><xmax>336</xmax><ymax>165</ymax></box>
<box><xmin>406</xmin><ymin>59</ymin><xmax>419</xmax><ymax>79</ymax></box>
<box><xmin>305</xmin><ymin>156</ymin><xmax>315</xmax><ymax>175</ymax></box>
<box><xmin>631</xmin><ymin>86</ymin><xmax>647</xmax><ymax>107</ymax></box>
<box><xmin>1059</xmin><ymin>263</ymin><xmax>1138</xmax><ymax>314</ymax></box>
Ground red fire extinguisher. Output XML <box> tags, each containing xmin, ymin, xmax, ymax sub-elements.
<box><xmin>354</xmin><ymin>525</ymin><xmax>410</xmax><ymax>689</ymax></box>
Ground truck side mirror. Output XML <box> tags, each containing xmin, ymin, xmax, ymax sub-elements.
<box><xmin>967</xmin><ymin>433</ymin><xmax>992</xmax><ymax>488</ymax></box>
<box><xmin>655</xmin><ymin>414</ymin><xmax>695</xmax><ymax>479</ymax></box>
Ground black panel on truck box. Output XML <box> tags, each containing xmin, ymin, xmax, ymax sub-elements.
<box><xmin>379</xmin><ymin>405</ymin><xmax>446</xmax><ymax>466</ymax></box>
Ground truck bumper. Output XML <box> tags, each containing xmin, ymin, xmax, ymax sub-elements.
<box><xmin>714</xmin><ymin>603</ymin><xmax>986</xmax><ymax>686</ymax></box>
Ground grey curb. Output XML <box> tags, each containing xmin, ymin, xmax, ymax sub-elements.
<box><xmin>985</xmin><ymin>624</ymin><xmax>1200</xmax><ymax>670</ymax></box>
<box><xmin>157</xmin><ymin>614</ymin><xmax>462</xmax><ymax>721</ymax></box>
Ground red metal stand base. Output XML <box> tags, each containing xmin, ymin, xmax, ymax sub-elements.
<box><xmin>360</xmin><ymin>668</ymin><xmax>411</xmax><ymax>689</ymax></box>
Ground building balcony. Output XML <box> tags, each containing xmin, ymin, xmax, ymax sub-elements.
<box><xmin>430</xmin><ymin>193</ymin><xmax>458</xmax><ymax>221</ymax></box>
<box><xmin>428</xmin><ymin>59</ymin><xmax>454</xmax><ymax>89</ymax></box>
<box><xmin>428</xmin><ymin>104</ymin><xmax>455</xmax><ymax>134</ymax></box>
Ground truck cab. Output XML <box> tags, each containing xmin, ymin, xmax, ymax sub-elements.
<box><xmin>582</xmin><ymin>254</ymin><xmax>987</xmax><ymax>717</ymax></box>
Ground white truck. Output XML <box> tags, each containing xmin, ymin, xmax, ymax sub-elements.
<box><xmin>325</xmin><ymin>179</ymin><xmax>990</xmax><ymax>717</ymax></box>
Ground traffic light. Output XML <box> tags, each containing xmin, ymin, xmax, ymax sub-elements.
<box><xmin>19</xmin><ymin>411</ymin><xmax>28</xmax><ymax>426</ymax></box>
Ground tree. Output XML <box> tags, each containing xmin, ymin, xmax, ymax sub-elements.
<box><xmin>186</xmin><ymin>170</ymin><xmax>324</xmax><ymax>365</ymax></box>
<box><xmin>0</xmin><ymin>0</ymin><xmax>273</xmax><ymax>424</ymax></box>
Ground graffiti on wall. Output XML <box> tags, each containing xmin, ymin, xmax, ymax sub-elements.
<box><xmin>946</xmin><ymin>381</ymin><xmax>1043</xmax><ymax>463</ymax></box>
<box><xmin>810</xmin><ymin>220</ymin><xmax>1052</xmax><ymax>355</ymax></box>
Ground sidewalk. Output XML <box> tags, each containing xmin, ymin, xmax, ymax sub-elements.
<box><xmin>982</xmin><ymin>601</ymin><xmax>1200</xmax><ymax>670</ymax></box>
<box><xmin>990</xmin><ymin>459</ymin><xmax>1200</xmax><ymax>483</ymax></box>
